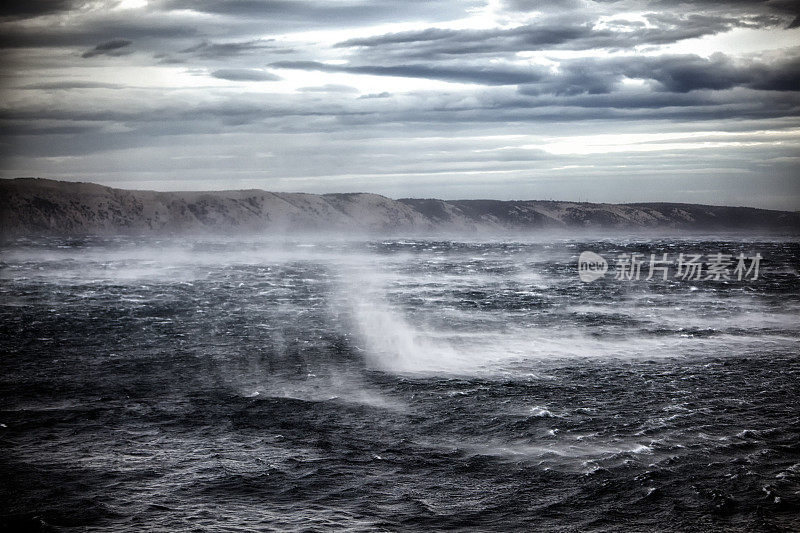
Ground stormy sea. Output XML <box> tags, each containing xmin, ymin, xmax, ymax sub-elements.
<box><xmin>1</xmin><ymin>236</ymin><xmax>799</xmax><ymax>532</ymax></box>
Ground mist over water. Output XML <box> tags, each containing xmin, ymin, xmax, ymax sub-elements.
<box><xmin>1</xmin><ymin>236</ymin><xmax>799</xmax><ymax>531</ymax></box>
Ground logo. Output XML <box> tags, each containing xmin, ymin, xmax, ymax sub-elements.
<box><xmin>576</xmin><ymin>250</ymin><xmax>761</xmax><ymax>282</ymax></box>
<box><xmin>578</xmin><ymin>251</ymin><xmax>608</xmax><ymax>282</ymax></box>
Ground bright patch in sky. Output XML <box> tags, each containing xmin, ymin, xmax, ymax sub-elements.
<box><xmin>536</xmin><ymin>130</ymin><xmax>800</xmax><ymax>155</ymax></box>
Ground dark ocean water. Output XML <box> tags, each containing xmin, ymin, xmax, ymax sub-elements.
<box><xmin>1</xmin><ymin>236</ymin><xmax>799</xmax><ymax>532</ymax></box>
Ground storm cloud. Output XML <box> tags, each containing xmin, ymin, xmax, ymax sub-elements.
<box><xmin>211</xmin><ymin>69</ymin><xmax>282</xmax><ymax>81</ymax></box>
<box><xmin>81</xmin><ymin>39</ymin><xmax>133</xmax><ymax>58</ymax></box>
<box><xmin>0</xmin><ymin>0</ymin><xmax>798</xmax><ymax>208</ymax></box>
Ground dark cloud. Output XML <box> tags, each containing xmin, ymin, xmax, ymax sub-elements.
<box><xmin>509</xmin><ymin>0</ymin><xmax>800</xmax><ymax>22</ymax></box>
<box><xmin>81</xmin><ymin>38</ymin><xmax>132</xmax><ymax>58</ymax></box>
<box><xmin>608</xmin><ymin>53</ymin><xmax>800</xmax><ymax>93</ymax></box>
<box><xmin>622</xmin><ymin>53</ymin><xmax>746</xmax><ymax>92</ymax></box>
<box><xmin>0</xmin><ymin>0</ymin><xmax>79</xmax><ymax>20</ymax></box>
<box><xmin>0</xmin><ymin>122</ymin><xmax>101</xmax><ymax>136</ymax></box>
<box><xmin>0</xmin><ymin>10</ymin><xmax>203</xmax><ymax>50</ymax></box>
<box><xmin>747</xmin><ymin>55</ymin><xmax>800</xmax><ymax>91</ymax></box>
<box><xmin>272</xmin><ymin>60</ymin><xmax>548</xmax><ymax>85</ymax></box>
<box><xmin>2</xmin><ymin>78</ymin><xmax>796</xmax><ymax>137</ymax></box>
<box><xmin>335</xmin><ymin>13</ymin><xmax>774</xmax><ymax>59</ymax></box>
<box><xmin>507</xmin><ymin>87</ymin><xmax>800</xmax><ymax>121</ymax></box>
<box><xmin>273</xmin><ymin>51</ymin><xmax>800</xmax><ymax>93</ymax></box>
<box><xmin>650</xmin><ymin>0</ymin><xmax>800</xmax><ymax>14</ymax></box>
<box><xmin>337</xmin><ymin>25</ymin><xmax>601</xmax><ymax>56</ymax></box>
<box><xmin>335</xmin><ymin>9</ymin><xmax>780</xmax><ymax>59</ymax></box>
<box><xmin>210</xmin><ymin>68</ymin><xmax>281</xmax><ymax>81</ymax></box>
<box><xmin>20</xmin><ymin>81</ymin><xmax>123</xmax><ymax>90</ymax></box>
<box><xmin>530</xmin><ymin>52</ymin><xmax>800</xmax><ymax>95</ymax></box>
<box><xmin>178</xmin><ymin>39</ymin><xmax>293</xmax><ymax>59</ymax></box>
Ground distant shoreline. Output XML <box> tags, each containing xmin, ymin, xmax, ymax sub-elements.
<box><xmin>2</xmin><ymin>178</ymin><xmax>799</xmax><ymax>236</ymax></box>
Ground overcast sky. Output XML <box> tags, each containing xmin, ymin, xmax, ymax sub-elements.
<box><xmin>1</xmin><ymin>0</ymin><xmax>799</xmax><ymax>208</ymax></box>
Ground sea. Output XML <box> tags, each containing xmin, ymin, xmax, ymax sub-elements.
<box><xmin>1</xmin><ymin>235</ymin><xmax>799</xmax><ymax>532</ymax></box>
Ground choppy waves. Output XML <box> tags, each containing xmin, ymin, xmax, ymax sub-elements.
<box><xmin>1</xmin><ymin>237</ymin><xmax>799</xmax><ymax>531</ymax></box>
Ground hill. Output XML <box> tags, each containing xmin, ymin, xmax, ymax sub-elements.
<box><xmin>1</xmin><ymin>178</ymin><xmax>798</xmax><ymax>236</ymax></box>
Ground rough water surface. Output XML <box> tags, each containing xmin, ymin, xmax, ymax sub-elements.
<box><xmin>1</xmin><ymin>236</ymin><xmax>799</xmax><ymax>532</ymax></box>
